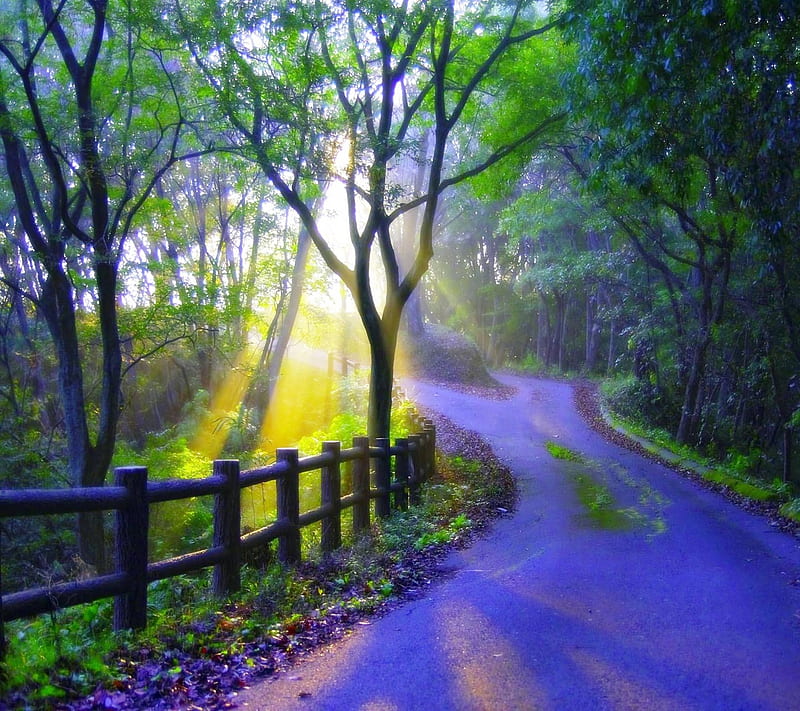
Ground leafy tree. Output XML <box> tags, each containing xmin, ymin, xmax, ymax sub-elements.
<box><xmin>563</xmin><ymin>1</ymin><xmax>765</xmax><ymax>444</ymax></box>
<box><xmin>561</xmin><ymin>0</ymin><xmax>800</xmax><ymax>474</ymax></box>
<box><xmin>0</xmin><ymin>0</ymin><xmax>201</xmax><ymax>568</ymax></box>
<box><xmin>176</xmin><ymin>0</ymin><xmax>566</xmax><ymax>440</ymax></box>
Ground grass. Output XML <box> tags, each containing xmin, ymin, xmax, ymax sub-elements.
<box><xmin>544</xmin><ymin>441</ymin><xmax>584</xmax><ymax>462</ymax></box>
<box><xmin>544</xmin><ymin>441</ymin><xmax>668</xmax><ymax>536</ymax></box>
<box><xmin>544</xmin><ymin>441</ymin><xmax>632</xmax><ymax>531</ymax></box>
<box><xmin>702</xmin><ymin>469</ymin><xmax>780</xmax><ymax>502</ymax></box>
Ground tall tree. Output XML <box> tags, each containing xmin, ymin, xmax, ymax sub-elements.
<box><xmin>177</xmin><ymin>0</ymin><xmax>566</xmax><ymax>439</ymax></box>
<box><xmin>562</xmin><ymin>0</ymin><xmax>787</xmax><ymax>444</ymax></box>
<box><xmin>0</xmin><ymin>0</ymin><xmax>198</xmax><ymax>568</ymax></box>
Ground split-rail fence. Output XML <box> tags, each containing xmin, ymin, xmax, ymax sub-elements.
<box><xmin>0</xmin><ymin>422</ymin><xmax>436</xmax><ymax>656</ymax></box>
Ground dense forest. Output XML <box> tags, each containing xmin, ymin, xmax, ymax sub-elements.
<box><xmin>0</xmin><ymin>0</ymin><xmax>798</xmax><ymax>590</ymax></box>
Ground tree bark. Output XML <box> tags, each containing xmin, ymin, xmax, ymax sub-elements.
<box><xmin>366</xmin><ymin>305</ymin><xmax>400</xmax><ymax>442</ymax></box>
<box><xmin>676</xmin><ymin>336</ymin><xmax>709</xmax><ymax>445</ymax></box>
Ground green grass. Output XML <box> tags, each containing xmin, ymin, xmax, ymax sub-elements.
<box><xmin>571</xmin><ymin>471</ymin><xmax>633</xmax><ymax>530</ymax></box>
<box><xmin>544</xmin><ymin>441</ymin><xmax>633</xmax><ymax>530</ymax></box>
<box><xmin>544</xmin><ymin>441</ymin><xmax>584</xmax><ymax>462</ymax></box>
<box><xmin>544</xmin><ymin>441</ymin><xmax>669</xmax><ymax>536</ymax></box>
<box><xmin>703</xmin><ymin>469</ymin><xmax>780</xmax><ymax>502</ymax></box>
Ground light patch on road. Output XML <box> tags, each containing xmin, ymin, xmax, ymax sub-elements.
<box><xmin>436</xmin><ymin>599</ymin><xmax>552</xmax><ymax>710</ymax></box>
<box><xmin>568</xmin><ymin>647</ymin><xmax>688</xmax><ymax>711</ymax></box>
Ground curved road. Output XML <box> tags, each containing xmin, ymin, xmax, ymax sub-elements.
<box><xmin>237</xmin><ymin>374</ymin><xmax>800</xmax><ymax>710</ymax></box>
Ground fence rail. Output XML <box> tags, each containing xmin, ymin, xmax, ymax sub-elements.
<box><xmin>0</xmin><ymin>422</ymin><xmax>436</xmax><ymax>656</ymax></box>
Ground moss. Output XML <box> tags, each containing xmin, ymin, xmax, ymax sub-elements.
<box><xmin>703</xmin><ymin>469</ymin><xmax>778</xmax><ymax>502</ymax></box>
<box><xmin>571</xmin><ymin>470</ymin><xmax>633</xmax><ymax>530</ymax></box>
<box><xmin>544</xmin><ymin>441</ymin><xmax>584</xmax><ymax>462</ymax></box>
<box><xmin>546</xmin><ymin>444</ymin><xmax>667</xmax><ymax>535</ymax></box>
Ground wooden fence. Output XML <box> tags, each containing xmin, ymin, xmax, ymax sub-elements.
<box><xmin>0</xmin><ymin>422</ymin><xmax>436</xmax><ymax>656</ymax></box>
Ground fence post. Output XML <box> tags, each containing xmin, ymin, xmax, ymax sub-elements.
<box><xmin>276</xmin><ymin>449</ymin><xmax>301</xmax><ymax>564</ymax></box>
<box><xmin>408</xmin><ymin>434</ymin><xmax>422</xmax><ymax>506</ymax></box>
<box><xmin>424</xmin><ymin>421</ymin><xmax>436</xmax><ymax>480</ymax></box>
<box><xmin>394</xmin><ymin>437</ymin><xmax>409</xmax><ymax>511</ymax></box>
<box><xmin>114</xmin><ymin>466</ymin><xmax>149</xmax><ymax>631</ymax></box>
<box><xmin>374</xmin><ymin>438</ymin><xmax>391</xmax><ymax>519</ymax></box>
<box><xmin>321</xmin><ymin>441</ymin><xmax>341</xmax><ymax>552</ymax></box>
<box><xmin>212</xmin><ymin>460</ymin><xmax>241</xmax><ymax>596</ymax></box>
<box><xmin>0</xmin><ymin>551</ymin><xmax>5</xmax><ymax>659</ymax></box>
<box><xmin>352</xmin><ymin>436</ymin><xmax>370</xmax><ymax>533</ymax></box>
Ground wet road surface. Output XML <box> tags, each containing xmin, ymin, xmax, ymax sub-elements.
<box><xmin>236</xmin><ymin>374</ymin><xmax>800</xmax><ymax>710</ymax></box>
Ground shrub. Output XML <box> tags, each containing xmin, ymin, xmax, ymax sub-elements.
<box><xmin>602</xmin><ymin>375</ymin><xmax>678</xmax><ymax>429</ymax></box>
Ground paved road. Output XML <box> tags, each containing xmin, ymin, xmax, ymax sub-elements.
<box><xmin>236</xmin><ymin>374</ymin><xmax>800</xmax><ymax>710</ymax></box>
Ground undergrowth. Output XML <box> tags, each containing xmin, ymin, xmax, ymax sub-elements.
<box><xmin>598</xmin><ymin>382</ymin><xmax>800</xmax><ymax>520</ymax></box>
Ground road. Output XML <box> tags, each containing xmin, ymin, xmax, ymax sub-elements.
<box><xmin>235</xmin><ymin>374</ymin><xmax>800</xmax><ymax>710</ymax></box>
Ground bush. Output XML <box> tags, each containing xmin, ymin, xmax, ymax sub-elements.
<box><xmin>602</xmin><ymin>376</ymin><xmax>678</xmax><ymax>429</ymax></box>
<box><xmin>779</xmin><ymin>498</ymin><xmax>800</xmax><ymax>523</ymax></box>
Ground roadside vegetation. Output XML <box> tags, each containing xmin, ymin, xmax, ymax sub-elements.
<box><xmin>574</xmin><ymin>379</ymin><xmax>800</xmax><ymax>530</ymax></box>
<box><xmin>1</xmin><ymin>411</ymin><xmax>515</xmax><ymax>710</ymax></box>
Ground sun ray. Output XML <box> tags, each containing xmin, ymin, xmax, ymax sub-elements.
<box><xmin>190</xmin><ymin>346</ymin><xmax>259</xmax><ymax>461</ymax></box>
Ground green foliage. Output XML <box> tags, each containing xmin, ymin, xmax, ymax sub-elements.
<box><xmin>602</xmin><ymin>381</ymin><xmax>798</xmax><ymax>507</ymax></box>
<box><xmin>298</xmin><ymin>413</ymin><xmax>366</xmax><ymax>456</ymax></box>
<box><xmin>414</xmin><ymin>513</ymin><xmax>472</xmax><ymax>550</ymax></box>
<box><xmin>3</xmin><ymin>600</ymin><xmax>119</xmax><ymax>704</ymax></box>
<box><xmin>601</xmin><ymin>376</ymin><xmax>679</xmax><ymax>431</ymax></box>
<box><xmin>779</xmin><ymin>499</ymin><xmax>800</xmax><ymax>524</ymax></box>
<box><xmin>790</xmin><ymin>409</ymin><xmax>800</xmax><ymax>431</ymax></box>
<box><xmin>113</xmin><ymin>433</ymin><xmax>211</xmax><ymax>481</ymax></box>
<box><xmin>702</xmin><ymin>470</ymin><xmax>779</xmax><ymax>503</ymax></box>
<box><xmin>296</xmin><ymin>389</ymin><xmax>416</xmax><ymax>455</ymax></box>
<box><xmin>559</xmin><ymin>0</ymin><xmax>800</xmax><ymax>469</ymax></box>
<box><xmin>112</xmin><ymin>434</ymin><xmax>215</xmax><ymax>558</ymax></box>
<box><xmin>544</xmin><ymin>441</ymin><xmax>583</xmax><ymax>462</ymax></box>
<box><xmin>468</xmin><ymin>28</ymin><xmax>572</xmax><ymax>201</ymax></box>
<box><xmin>513</xmin><ymin>352</ymin><xmax>544</xmax><ymax>373</ymax></box>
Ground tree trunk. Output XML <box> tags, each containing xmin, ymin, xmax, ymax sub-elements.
<box><xmin>39</xmin><ymin>267</ymin><xmax>109</xmax><ymax>571</ymax></box>
<box><xmin>366</xmin><ymin>308</ymin><xmax>399</xmax><ymax>442</ymax></box>
<box><xmin>767</xmin><ymin>345</ymin><xmax>798</xmax><ymax>483</ymax></box>
<box><xmin>607</xmin><ymin>317</ymin><xmax>617</xmax><ymax>374</ymax></box>
<box><xmin>585</xmin><ymin>294</ymin><xmax>600</xmax><ymax>372</ymax></box>
<box><xmin>536</xmin><ymin>300</ymin><xmax>548</xmax><ymax>364</ymax></box>
<box><xmin>676</xmin><ymin>337</ymin><xmax>708</xmax><ymax>445</ymax></box>
<box><xmin>783</xmin><ymin>428</ymin><xmax>793</xmax><ymax>484</ymax></box>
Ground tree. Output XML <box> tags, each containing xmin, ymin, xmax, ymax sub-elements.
<box><xmin>0</xmin><ymin>0</ymin><xmax>199</xmax><ymax>568</ymax></box>
<box><xmin>177</xmin><ymin>0</ymin><xmax>566</xmax><ymax>440</ymax></box>
<box><xmin>563</xmin><ymin>1</ymin><xmax>770</xmax><ymax>444</ymax></box>
<box><xmin>560</xmin><ymin>0</ymin><xmax>800</xmax><ymax>479</ymax></box>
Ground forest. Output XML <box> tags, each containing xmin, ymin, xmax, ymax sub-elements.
<box><xmin>0</xmin><ymin>0</ymin><xmax>799</xmax><ymax>679</ymax></box>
